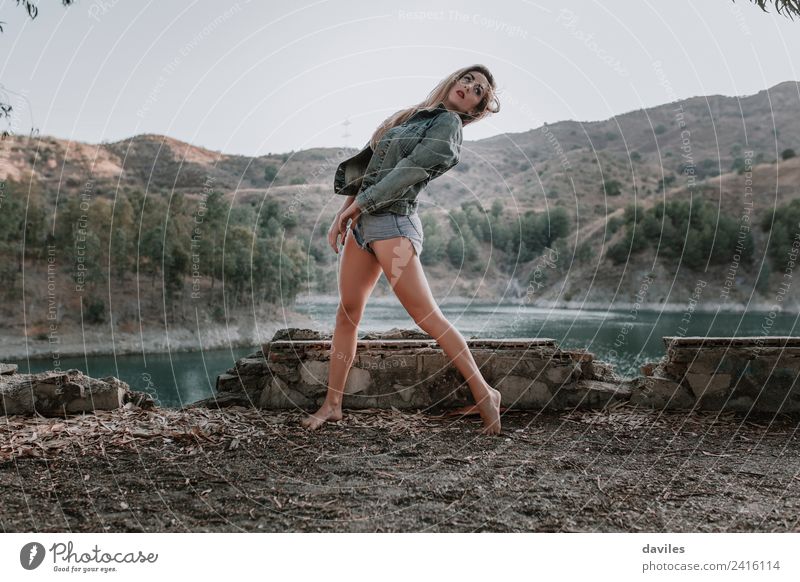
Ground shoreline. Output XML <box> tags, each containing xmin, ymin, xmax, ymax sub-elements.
<box><xmin>0</xmin><ymin>310</ymin><xmax>322</xmax><ymax>362</ymax></box>
<box><xmin>2</xmin><ymin>298</ymin><xmax>794</xmax><ymax>362</ymax></box>
<box><xmin>296</xmin><ymin>293</ymin><xmax>794</xmax><ymax>314</ymax></box>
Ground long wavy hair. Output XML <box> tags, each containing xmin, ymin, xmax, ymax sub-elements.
<box><xmin>367</xmin><ymin>64</ymin><xmax>500</xmax><ymax>150</ymax></box>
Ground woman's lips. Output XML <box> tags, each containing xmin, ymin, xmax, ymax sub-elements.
<box><xmin>456</xmin><ymin>89</ymin><xmax>465</xmax><ymax>99</ymax></box>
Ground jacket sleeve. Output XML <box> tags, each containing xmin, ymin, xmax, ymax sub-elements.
<box><xmin>333</xmin><ymin>143</ymin><xmax>373</xmax><ymax>196</ymax></box>
<box><xmin>354</xmin><ymin>113</ymin><xmax>462</xmax><ymax>214</ymax></box>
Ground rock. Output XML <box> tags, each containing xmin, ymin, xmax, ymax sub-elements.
<box><xmin>123</xmin><ymin>388</ymin><xmax>156</xmax><ymax>410</ymax></box>
<box><xmin>0</xmin><ymin>363</ymin><xmax>18</xmax><ymax>375</ymax></box>
<box><xmin>235</xmin><ymin>357</ymin><xmax>268</xmax><ymax>376</ymax></box>
<box><xmin>641</xmin><ymin>362</ymin><xmax>657</xmax><ymax>377</ymax></box>
<box><xmin>685</xmin><ymin>373</ymin><xmax>732</xmax><ymax>399</ymax></box>
<box><xmin>590</xmin><ymin>361</ymin><xmax>621</xmax><ymax>382</ymax></box>
<box><xmin>630</xmin><ymin>376</ymin><xmax>695</xmax><ymax>410</ymax></box>
<box><xmin>1</xmin><ymin>369</ymin><xmax>129</xmax><ymax>416</ymax></box>
<box><xmin>496</xmin><ymin>375</ymin><xmax>535</xmax><ymax>404</ymax></box>
<box><xmin>565</xmin><ymin>379</ymin><xmax>633</xmax><ymax>409</ymax></box>
<box><xmin>361</xmin><ymin>327</ymin><xmax>432</xmax><ymax>340</ymax></box>
<box><xmin>183</xmin><ymin>391</ymin><xmax>255</xmax><ymax>409</ymax></box>
<box><xmin>215</xmin><ymin>373</ymin><xmax>240</xmax><ymax>392</ymax></box>
<box><xmin>271</xmin><ymin>328</ymin><xmax>323</xmax><ymax>341</ymax></box>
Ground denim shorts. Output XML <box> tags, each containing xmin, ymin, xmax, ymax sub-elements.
<box><xmin>351</xmin><ymin>211</ymin><xmax>423</xmax><ymax>257</ymax></box>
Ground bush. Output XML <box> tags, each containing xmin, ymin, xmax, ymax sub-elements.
<box><xmin>761</xmin><ymin>199</ymin><xmax>800</xmax><ymax>266</ymax></box>
<box><xmin>85</xmin><ymin>298</ymin><xmax>106</xmax><ymax>324</ymax></box>
<box><xmin>607</xmin><ymin>215</ymin><xmax>624</xmax><ymax>234</ymax></box>
<box><xmin>576</xmin><ymin>241</ymin><xmax>595</xmax><ymax>263</ymax></box>
<box><xmin>606</xmin><ymin>239</ymin><xmax>630</xmax><ymax>265</ymax></box>
<box><xmin>781</xmin><ymin>148</ymin><xmax>796</xmax><ymax>160</ymax></box>
<box><xmin>602</xmin><ymin>179</ymin><xmax>623</xmax><ymax>196</ymax></box>
<box><xmin>446</xmin><ymin>230</ymin><xmax>480</xmax><ymax>270</ymax></box>
<box><xmin>263</xmin><ymin>164</ymin><xmax>278</xmax><ymax>182</ymax></box>
<box><xmin>656</xmin><ymin>175</ymin><xmax>676</xmax><ymax>192</ymax></box>
<box><xmin>610</xmin><ymin>198</ymin><xmax>754</xmax><ymax>270</ymax></box>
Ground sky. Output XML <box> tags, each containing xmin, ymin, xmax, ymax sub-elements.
<box><xmin>1</xmin><ymin>0</ymin><xmax>799</xmax><ymax>156</ymax></box>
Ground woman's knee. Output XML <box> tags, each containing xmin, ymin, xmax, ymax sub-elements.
<box><xmin>335</xmin><ymin>301</ymin><xmax>364</xmax><ymax>328</ymax></box>
<box><xmin>412</xmin><ymin>307</ymin><xmax>448</xmax><ymax>334</ymax></box>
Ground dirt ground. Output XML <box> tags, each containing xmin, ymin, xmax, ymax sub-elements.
<box><xmin>1</xmin><ymin>403</ymin><xmax>799</xmax><ymax>533</ymax></box>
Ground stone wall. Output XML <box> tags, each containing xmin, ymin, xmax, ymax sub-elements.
<box><xmin>1</xmin><ymin>365</ymin><xmax>154</xmax><ymax>417</ymax></box>
<box><xmin>205</xmin><ymin>328</ymin><xmax>626</xmax><ymax>412</ymax></box>
<box><xmin>206</xmin><ymin>329</ymin><xmax>800</xmax><ymax>416</ymax></box>
<box><xmin>637</xmin><ymin>336</ymin><xmax>800</xmax><ymax>414</ymax></box>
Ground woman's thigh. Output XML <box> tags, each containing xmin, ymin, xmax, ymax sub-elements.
<box><xmin>337</xmin><ymin>225</ymin><xmax>383</xmax><ymax>319</ymax></box>
<box><xmin>369</xmin><ymin>236</ymin><xmax>442</xmax><ymax>327</ymax></box>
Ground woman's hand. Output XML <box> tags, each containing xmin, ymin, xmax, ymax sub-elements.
<box><xmin>328</xmin><ymin>202</ymin><xmax>363</xmax><ymax>254</ymax></box>
<box><xmin>327</xmin><ymin>213</ymin><xmax>344</xmax><ymax>254</ymax></box>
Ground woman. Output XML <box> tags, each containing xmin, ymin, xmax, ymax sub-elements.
<box><xmin>301</xmin><ymin>65</ymin><xmax>503</xmax><ymax>435</ymax></box>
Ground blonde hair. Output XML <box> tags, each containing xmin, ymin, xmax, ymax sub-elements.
<box><xmin>368</xmin><ymin>64</ymin><xmax>500</xmax><ymax>150</ymax></box>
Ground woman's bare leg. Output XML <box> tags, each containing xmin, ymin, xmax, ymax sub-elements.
<box><xmin>301</xmin><ymin>227</ymin><xmax>382</xmax><ymax>429</ymax></box>
<box><xmin>369</xmin><ymin>237</ymin><xmax>502</xmax><ymax>435</ymax></box>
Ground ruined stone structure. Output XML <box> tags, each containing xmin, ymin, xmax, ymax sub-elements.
<box><xmin>208</xmin><ymin>329</ymin><xmax>800</xmax><ymax>416</ymax></box>
<box><xmin>0</xmin><ymin>365</ymin><xmax>154</xmax><ymax>417</ymax></box>
<box><xmin>637</xmin><ymin>336</ymin><xmax>800</xmax><ymax>414</ymax></box>
<box><xmin>3</xmin><ymin>331</ymin><xmax>798</xmax><ymax>417</ymax></box>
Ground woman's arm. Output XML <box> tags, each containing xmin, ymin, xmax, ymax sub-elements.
<box><xmin>354</xmin><ymin>113</ymin><xmax>462</xmax><ymax>215</ymax></box>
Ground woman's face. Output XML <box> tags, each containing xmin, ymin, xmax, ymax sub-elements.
<box><xmin>443</xmin><ymin>70</ymin><xmax>490</xmax><ymax>116</ymax></box>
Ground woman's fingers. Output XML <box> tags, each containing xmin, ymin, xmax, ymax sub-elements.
<box><xmin>327</xmin><ymin>228</ymin><xmax>338</xmax><ymax>254</ymax></box>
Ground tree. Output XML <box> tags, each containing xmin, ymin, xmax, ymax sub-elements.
<box><xmin>110</xmin><ymin>195</ymin><xmax>135</xmax><ymax>280</ymax></box>
<box><xmin>1</xmin><ymin>1</ymin><xmax>76</xmax><ymax>138</ymax></box>
<box><xmin>761</xmin><ymin>199</ymin><xmax>800</xmax><ymax>265</ymax></box>
<box><xmin>446</xmin><ymin>229</ymin><xmax>480</xmax><ymax>270</ymax></box>
<box><xmin>601</xmin><ymin>180</ymin><xmax>622</xmax><ymax>196</ymax></box>
<box><xmin>742</xmin><ymin>0</ymin><xmax>800</xmax><ymax>20</ymax></box>
<box><xmin>0</xmin><ymin>1</ymin><xmax>76</xmax><ymax>33</ymax></box>
<box><xmin>490</xmin><ymin>199</ymin><xmax>504</xmax><ymax>220</ymax></box>
<box><xmin>419</xmin><ymin>214</ymin><xmax>447</xmax><ymax>266</ymax></box>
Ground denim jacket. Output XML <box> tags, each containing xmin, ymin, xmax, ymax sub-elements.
<box><xmin>333</xmin><ymin>101</ymin><xmax>463</xmax><ymax>215</ymax></box>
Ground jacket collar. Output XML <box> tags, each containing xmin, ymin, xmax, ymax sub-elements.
<box><xmin>407</xmin><ymin>101</ymin><xmax>451</xmax><ymax>121</ymax></box>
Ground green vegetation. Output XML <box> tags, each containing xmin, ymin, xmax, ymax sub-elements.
<box><xmin>656</xmin><ymin>175</ymin><xmax>676</xmax><ymax>193</ymax></box>
<box><xmin>761</xmin><ymin>199</ymin><xmax>800</xmax><ymax>267</ymax></box>
<box><xmin>602</xmin><ymin>179</ymin><xmax>623</xmax><ymax>197</ymax></box>
<box><xmin>263</xmin><ymin>164</ymin><xmax>278</xmax><ymax>182</ymax></box>
<box><xmin>607</xmin><ymin>199</ymin><xmax>754</xmax><ymax>269</ymax></box>
<box><xmin>0</xmin><ymin>179</ymin><xmax>311</xmax><ymax>320</ymax></box>
<box><xmin>421</xmin><ymin>200</ymin><xmax>571</xmax><ymax>269</ymax></box>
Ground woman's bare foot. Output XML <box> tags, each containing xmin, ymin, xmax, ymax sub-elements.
<box><xmin>476</xmin><ymin>386</ymin><xmax>502</xmax><ymax>435</ymax></box>
<box><xmin>300</xmin><ymin>401</ymin><xmax>343</xmax><ymax>430</ymax></box>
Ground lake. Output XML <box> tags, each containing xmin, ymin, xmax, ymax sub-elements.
<box><xmin>9</xmin><ymin>301</ymin><xmax>798</xmax><ymax>407</ymax></box>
